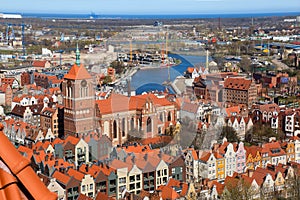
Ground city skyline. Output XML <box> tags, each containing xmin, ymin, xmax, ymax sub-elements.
<box><xmin>1</xmin><ymin>0</ymin><xmax>300</xmax><ymax>15</ymax></box>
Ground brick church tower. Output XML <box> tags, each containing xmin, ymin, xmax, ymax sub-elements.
<box><xmin>62</xmin><ymin>44</ymin><xmax>95</xmax><ymax>136</ymax></box>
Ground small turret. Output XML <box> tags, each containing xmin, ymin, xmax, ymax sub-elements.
<box><xmin>75</xmin><ymin>43</ymin><xmax>80</xmax><ymax>66</ymax></box>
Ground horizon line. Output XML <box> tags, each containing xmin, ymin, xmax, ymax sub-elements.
<box><xmin>1</xmin><ymin>11</ymin><xmax>300</xmax><ymax>16</ymax></box>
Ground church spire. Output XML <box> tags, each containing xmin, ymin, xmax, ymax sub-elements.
<box><xmin>75</xmin><ymin>43</ymin><xmax>80</xmax><ymax>66</ymax></box>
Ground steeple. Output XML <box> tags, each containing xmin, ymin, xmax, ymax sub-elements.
<box><xmin>75</xmin><ymin>43</ymin><xmax>80</xmax><ymax>66</ymax></box>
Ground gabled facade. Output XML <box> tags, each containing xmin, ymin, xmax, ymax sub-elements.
<box><xmin>235</xmin><ymin>142</ymin><xmax>246</xmax><ymax>173</ymax></box>
<box><xmin>184</xmin><ymin>149</ymin><xmax>199</xmax><ymax>182</ymax></box>
<box><xmin>199</xmin><ymin>152</ymin><xmax>216</xmax><ymax>180</ymax></box>
<box><xmin>223</xmin><ymin>143</ymin><xmax>236</xmax><ymax>177</ymax></box>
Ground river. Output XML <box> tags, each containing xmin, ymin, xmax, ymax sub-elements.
<box><xmin>131</xmin><ymin>54</ymin><xmax>211</xmax><ymax>94</ymax></box>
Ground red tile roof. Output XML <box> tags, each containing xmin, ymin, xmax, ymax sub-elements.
<box><xmin>0</xmin><ymin>124</ymin><xmax>57</xmax><ymax>200</ymax></box>
<box><xmin>64</xmin><ymin>64</ymin><xmax>92</xmax><ymax>80</ymax></box>
<box><xmin>52</xmin><ymin>170</ymin><xmax>71</xmax><ymax>185</ymax></box>
<box><xmin>157</xmin><ymin>185</ymin><xmax>180</xmax><ymax>200</ymax></box>
<box><xmin>67</xmin><ymin>168</ymin><xmax>85</xmax><ymax>181</ymax></box>
<box><xmin>32</xmin><ymin>60</ymin><xmax>48</xmax><ymax>68</ymax></box>
<box><xmin>0</xmin><ymin>168</ymin><xmax>23</xmax><ymax>200</ymax></box>
<box><xmin>224</xmin><ymin>77</ymin><xmax>252</xmax><ymax>90</ymax></box>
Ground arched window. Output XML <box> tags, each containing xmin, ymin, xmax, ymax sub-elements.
<box><xmin>68</xmin><ymin>87</ymin><xmax>72</xmax><ymax>98</ymax></box>
<box><xmin>147</xmin><ymin>117</ymin><xmax>152</xmax><ymax>133</ymax></box>
<box><xmin>122</xmin><ymin>118</ymin><xmax>125</xmax><ymax>137</ymax></box>
<box><xmin>168</xmin><ymin>111</ymin><xmax>172</xmax><ymax>121</ymax></box>
<box><xmin>104</xmin><ymin>121</ymin><xmax>110</xmax><ymax>135</ymax></box>
<box><xmin>113</xmin><ymin>120</ymin><xmax>117</xmax><ymax>138</ymax></box>
<box><xmin>130</xmin><ymin>117</ymin><xmax>134</xmax><ymax>130</ymax></box>
<box><xmin>160</xmin><ymin>113</ymin><xmax>164</xmax><ymax>122</ymax></box>
<box><xmin>139</xmin><ymin>117</ymin><xmax>142</xmax><ymax>131</ymax></box>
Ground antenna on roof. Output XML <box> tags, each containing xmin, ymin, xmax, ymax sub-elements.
<box><xmin>75</xmin><ymin>43</ymin><xmax>80</xmax><ymax>66</ymax></box>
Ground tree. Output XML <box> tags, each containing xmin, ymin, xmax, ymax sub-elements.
<box><xmin>240</xmin><ymin>56</ymin><xmax>252</xmax><ymax>72</ymax></box>
<box><xmin>246</xmin><ymin>123</ymin><xmax>279</xmax><ymax>144</ymax></box>
<box><xmin>286</xmin><ymin>167</ymin><xmax>300</xmax><ymax>199</ymax></box>
<box><xmin>219</xmin><ymin>126</ymin><xmax>239</xmax><ymax>143</ymax></box>
<box><xmin>110</xmin><ymin>61</ymin><xmax>125</xmax><ymax>74</ymax></box>
<box><xmin>222</xmin><ymin>178</ymin><xmax>257</xmax><ymax>200</ymax></box>
<box><xmin>127</xmin><ymin>129</ymin><xmax>144</xmax><ymax>142</ymax></box>
<box><xmin>102</xmin><ymin>76</ymin><xmax>112</xmax><ymax>85</ymax></box>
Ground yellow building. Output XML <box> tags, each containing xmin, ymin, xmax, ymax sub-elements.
<box><xmin>284</xmin><ymin>140</ymin><xmax>295</xmax><ymax>162</ymax></box>
<box><xmin>245</xmin><ymin>146</ymin><xmax>262</xmax><ymax>170</ymax></box>
<box><xmin>214</xmin><ymin>152</ymin><xmax>225</xmax><ymax>180</ymax></box>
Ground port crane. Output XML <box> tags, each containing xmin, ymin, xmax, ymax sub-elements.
<box><xmin>1</xmin><ymin>23</ymin><xmax>27</xmax><ymax>56</ymax></box>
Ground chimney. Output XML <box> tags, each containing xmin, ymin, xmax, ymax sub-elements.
<box><xmin>59</xmin><ymin>167</ymin><xmax>65</xmax><ymax>173</ymax></box>
<box><xmin>131</xmin><ymin>155</ymin><xmax>136</xmax><ymax>163</ymax></box>
<box><xmin>247</xmin><ymin>169</ymin><xmax>254</xmax><ymax>177</ymax></box>
<box><xmin>144</xmin><ymin>153</ymin><xmax>148</xmax><ymax>161</ymax></box>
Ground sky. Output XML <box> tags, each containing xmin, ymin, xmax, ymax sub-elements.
<box><xmin>0</xmin><ymin>0</ymin><xmax>300</xmax><ymax>15</ymax></box>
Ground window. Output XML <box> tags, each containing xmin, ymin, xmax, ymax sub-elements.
<box><xmin>82</xmin><ymin>185</ymin><xmax>86</xmax><ymax>192</ymax></box>
<box><xmin>119</xmin><ymin>177</ymin><xmax>126</xmax><ymax>184</ymax></box>
<box><xmin>122</xmin><ymin>118</ymin><xmax>125</xmax><ymax>137</ymax></box>
<box><xmin>172</xmin><ymin>168</ymin><xmax>175</xmax><ymax>174</ymax></box>
<box><xmin>146</xmin><ymin>117</ymin><xmax>152</xmax><ymax>133</ymax></box>
<box><xmin>113</xmin><ymin>120</ymin><xmax>117</xmax><ymax>138</ymax></box>
<box><xmin>157</xmin><ymin>170</ymin><xmax>161</xmax><ymax>177</ymax></box>
<box><xmin>136</xmin><ymin>175</ymin><xmax>140</xmax><ymax>181</ymax></box>
<box><xmin>89</xmin><ymin>184</ymin><xmax>93</xmax><ymax>190</ymax></box>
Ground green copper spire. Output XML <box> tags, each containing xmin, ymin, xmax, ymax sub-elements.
<box><xmin>75</xmin><ymin>43</ymin><xmax>80</xmax><ymax>66</ymax></box>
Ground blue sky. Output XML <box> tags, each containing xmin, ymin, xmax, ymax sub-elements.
<box><xmin>0</xmin><ymin>0</ymin><xmax>299</xmax><ymax>15</ymax></box>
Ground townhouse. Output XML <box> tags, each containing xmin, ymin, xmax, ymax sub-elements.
<box><xmin>261</xmin><ymin>141</ymin><xmax>287</xmax><ymax>167</ymax></box>
<box><xmin>184</xmin><ymin>148</ymin><xmax>200</xmax><ymax>182</ymax></box>
<box><xmin>66</xmin><ymin>168</ymin><xmax>95</xmax><ymax>198</ymax></box>
<box><xmin>217</xmin><ymin>141</ymin><xmax>237</xmax><ymax>177</ymax></box>
<box><xmin>52</xmin><ymin>170</ymin><xmax>80</xmax><ymax>200</ymax></box>
<box><xmin>226</xmin><ymin>116</ymin><xmax>253</xmax><ymax>139</ymax></box>
<box><xmin>199</xmin><ymin>152</ymin><xmax>217</xmax><ymax>180</ymax></box>
<box><xmin>54</xmin><ymin>136</ymin><xmax>89</xmax><ymax>167</ymax></box>
<box><xmin>235</xmin><ymin>142</ymin><xmax>247</xmax><ymax>173</ymax></box>
<box><xmin>245</xmin><ymin>145</ymin><xmax>262</xmax><ymax>170</ymax></box>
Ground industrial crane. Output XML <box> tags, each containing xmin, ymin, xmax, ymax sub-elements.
<box><xmin>2</xmin><ymin>23</ymin><xmax>27</xmax><ymax>56</ymax></box>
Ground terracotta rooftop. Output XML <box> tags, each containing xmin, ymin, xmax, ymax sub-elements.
<box><xmin>157</xmin><ymin>185</ymin><xmax>180</xmax><ymax>200</ymax></box>
<box><xmin>64</xmin><ymin>63</ymin><xmax>92</xmax><ymax>80</ymax></box>
<box><xmin>224</xmin><ymin>77</ymin><xmax>252</xmax><ymax>90</ymax></box>
<box><xmin>225</xmin><ymin>106</ymin><xmax>240</xmax><ymax>117</ymax></box>
<box><xmin>0</xmin><ymin>123</ymin><xmax>57</xmax><ymax>200</ymax></box>
<box><xmin>181</xmin><ymin>102</ymin><xmax>199</xmax><ymax>113</ymax></box>
<box><xmin>32</xmin><ymin>60</ymin><xmax>48</xmax><ymax>68</ymax></box>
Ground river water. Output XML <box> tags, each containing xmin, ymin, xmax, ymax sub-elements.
<box><xmin>131</xmin><ymin>54</ymin><xmax>210</xmax><ymax>94</ymax></box>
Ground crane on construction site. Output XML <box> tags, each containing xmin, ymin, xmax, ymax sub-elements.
<box><xmin>3</xmin><ymin>23</ymin><xmax>27</xmax><ymax>56</ymax></box>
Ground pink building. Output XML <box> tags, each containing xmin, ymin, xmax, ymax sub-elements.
<box><xmin>235</xmin><ymin>142</ymin><xmax>246</xmax><ymax>173</ymax></box>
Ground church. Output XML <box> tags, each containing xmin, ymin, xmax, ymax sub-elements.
<box><xmin>62</xmin><ymin>44</ymin><xmax>95</xmax><ymax>136</ymax></box>
<box><xmin>62</xmin><ymin>45</ymin><xmax>178</xmax><ymax>146</ymax></box>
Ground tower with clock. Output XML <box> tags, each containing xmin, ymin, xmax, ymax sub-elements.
<box><xmin>62</xmin><ymin>44</ymin><xmax>95</xmax><ymax>136</ymax></box>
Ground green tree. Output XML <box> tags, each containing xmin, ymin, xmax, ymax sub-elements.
<box><xmin>102</xmin><ymin>76</ymin><xmax>112</xmax><ymax>85</ymax></box>
<box><xmin>240</xmin><ymin>56</ymin><xmax>252</xmax><ymax>72</ymax></box>
<box><xmin>246</xmin><ymin>123</ymin><xmax>280</xmax><ymax>144</ymax></box>
<box><xmin>219</xmin><ymin>126</ymin><xmax>240</xmax><ymax>143</ymax></box>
